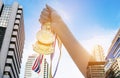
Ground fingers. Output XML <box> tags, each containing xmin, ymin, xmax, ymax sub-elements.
<box><xmin>39</xmin><ymin>8</ymin><xmax>50</xmax><ymax>24</ymax></box>
<box><xmin>40</xmin><ymin>4</ymin><xmax>59</xmax><ymax>25</ymax></box>
<box><xmin>41</xmin><ymin>8</ymin><xmax>49</xmax><ymax>16</ymax></box>
<box><xmin>46</xmin><ymin>4</ymin><xmax>55</xmax><ymax>12</ymax></box>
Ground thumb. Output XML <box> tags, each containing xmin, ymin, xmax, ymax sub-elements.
<box><xmin>46</xmin><ymin>4</ymin><xmax>55</xmax><ymax>12</ymax></box>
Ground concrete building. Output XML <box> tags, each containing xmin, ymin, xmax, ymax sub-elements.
<box><xmin>0</xmin><ymin>1</ymin><xmax>25</xmax><ymax>78</ymax></box>
<box><xmin>105</xmin><ymin>29</ymin><xmax>120</xmax><ymax>78</ymax></box>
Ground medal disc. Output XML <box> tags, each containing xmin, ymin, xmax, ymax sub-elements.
<box><xmin>36</xmin><ymin>30</ymin><xmax>55</xmax><ymax>44</ymax></box>
<box><xmin>33</xmin><ymin>41</ymin><xmax>54</xmax><ymax>55</ymax></box>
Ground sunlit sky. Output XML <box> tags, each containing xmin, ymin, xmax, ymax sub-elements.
<box><xmin>3</xmin><ymin>0</ymin><xmax>120</xmax><ymax>78</ymax></box>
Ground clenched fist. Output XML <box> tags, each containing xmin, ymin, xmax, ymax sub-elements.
<box><xmin>39</xmin><ymin>5</ymin><xmax>66</xmax><ymax>34</ymax></box>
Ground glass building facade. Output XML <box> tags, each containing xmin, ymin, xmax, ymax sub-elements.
<box><xmin>0</xmin><ymin>5</ymin><xmax>11</xmax><ymax>50</ymax></box>
<box><xmin>105</xmin><ymin>58</ymin><xmax>120</xmax><ymax>78</ymax></box>
<box><xmin>0</xmin><ymin>1</ymin><xmax>25</xmax><ymax>78</ymax></box>
<box><xmin>0</xmin><ymin>27</ymin><xmax>6</xmax><ymax>49</ymax></box>
<box><xmin>105</xmin><ymin>29</ymin><xmax>120</xmax><ymax>78</ymax></box>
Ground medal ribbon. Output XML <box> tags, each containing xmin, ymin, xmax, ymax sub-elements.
<box><xmin>49</xmin><ymin>36</ymin><xmax>62</xmax><ymax>78</ymax></box>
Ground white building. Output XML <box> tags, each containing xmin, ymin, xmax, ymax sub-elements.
<box><xmin>24</xmin><ymin>54</ymin><xmax>44</xmax><ymax>78</ymax></box>
<box><xmin>43</xmin><ymin>59</ymin><xmax>49</xmax><ymax>78</ymax></box>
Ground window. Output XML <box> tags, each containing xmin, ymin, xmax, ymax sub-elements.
<box><xmin>0</xmin><ymin>6</ymin><xmax>11</xmax><ymax>27</ymax></box>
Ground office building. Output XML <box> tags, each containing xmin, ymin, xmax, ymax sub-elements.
<box><xmin>24</xmin><ymin>54</ymin><xmax>41</xmax><ymax>78</ymax></box>
<box><xmin>87</xmin><ymin>45</ymin><xmax>105</xmax><ymax>78</ymax></box>
<box><xmin>24</xmin><ymin>54</ymin><xmax>36</xmax><ymax>78</ymax></box>
<box><xmin>87</xmin><ymin>61</ymin><xmax>105</xmax><ymax>78</ymax></box>
<box><xmin>0</xmin><ymin>1</ymin><xmax>25</xmax><ymax>78</ymax></box>
<box><xmin>105</xmin><ymin>29</ymin><xmax>120</xmax><ymax>78</ymax></box>
<box><xmin>24</xmin><ymin>54</ymin><xmax>46</xmax><ymax>78</ymax></box>
<box><xmin>87</xmin><ymin>55</ymin><xmax>105</xmax><ymax>78</ymax></box>
<box><xmin>92</xmin><ymin>45</ymin><xmax>105</xmax><ymax>61</ymax></box>
<box><xmin>104</xmin><ymin>59</ymin><xmax>113</xmax><ymax>74</ymax></box>
<box><xmin>106</xmin><ymin>29</ymin><xmax>120</xmax><ymax>60</ymax></box>
<box><xmin>105</xmin><ymin>58</ymin><xmax>120</xmax><ymax>78</ymax></box>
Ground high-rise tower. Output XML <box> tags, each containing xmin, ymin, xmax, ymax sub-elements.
<box><xmin>0</xmin><ymin>1</ymin><xmax>25</xmax><ymax>78</ymax></box>
<box><xmin>24</xmin><ymin>54</ymin><xmax>40</xmax><ymax>78</ymax></box>
<box><xmin>93</xmin><ymin>45</ymin><xmax>105</xmax><ymax>61</ymax></box>
<box><xmin>43</xmin><ymin>59</ymin><xmax>49</xmax><ymax>78</ymax></box>
<box><xmin>87</xmin><ymin>45</ymin><xmax>105</xmax><ymax>78</ymax></box>
<box><xmin>105</xmin><ymin>29</ymin><xmax>120</xmax><ymax>78</ymax></box>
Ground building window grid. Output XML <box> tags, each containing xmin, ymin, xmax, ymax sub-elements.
<box><xmin>0</xmin><ymin>6</ymin><xmax>11</xmax><ymax>27</ymax></box>
<box><xmin>5</xmin><ymin>60</ymin><xmax>16</xmax><ymax>78</ymax></box>
<box><xmin>112</xmin><ymin>61</ymin><xmax>118</xmax><ymax>69</ymax></box>
<box><xmin>88</xmin><ymin>65</ymin><xmax>105</xmax><ymax>78</ymax></box>
<box><xmin>8</xmin><ymin>50</ymin><xmax>19</xmax><ymax>74</ymax></box>
<box><xmin>12</xmin><ymin>31</ymin><xmax>22</xmax><ymax>65</ymax></box>
<box><xmin>108</xmin><ymin>59</ymin><xmax>120</xmax><ymax>77</ymax></box>
<box><xmin>8</xmin><ymin>54</ymin><xmax>20</xmax><ymax>77</ymax></box>
<box><xmin>9</xmin><ymin>40</ymin><xmax>20</xmax><ymax>70</ymax></box>
<box><xmin>113</xmin><ymin>47</ymin><xmax>120</xmax><ymax>58</ymax></box>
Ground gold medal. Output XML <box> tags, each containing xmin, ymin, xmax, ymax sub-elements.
<box><xmin>33</xmin><ymin>22</ymin><xmax>56</xmax><ymax>55</ymax></box>
<box><xmin>33</xmin><ymin>41</ymin><xmax>54</xmax><ymax>55</ymax></box>
<box><xmin>36</xmin><ymin>30</ymin><xmax>55</xmax><ymax>44</ymax></box>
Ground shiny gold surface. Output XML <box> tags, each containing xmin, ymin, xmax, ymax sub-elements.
<box><xmin>33</xmin><ymin>41</ymin><xmax>54</xmax><ymax>55</ymax></box>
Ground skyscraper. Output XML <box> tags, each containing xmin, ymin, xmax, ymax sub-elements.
<box><xmin>93</xmin><ymin>45</ymin><xmax>105</xmax><ymax>61</ymax></box>
<box><xmin>43</xmin><ymin>59</ymin><xmax>49</xmax><ymax>78</ymax></box>
<box><xmin>105</xmin><ymin>58</ymin><xmax>120</xmax><ymax>78</ymax></box>
<box><xmin>105</xmin><ymin>29</ymin><xmax>120</xmax><ymax>78</ymax></box>
<box><xmin>106</xmin><ymin>29</ymin><xmax>120</xmax><ymax>60</ymax></box>
<box><xmin>0</xmin><ymin>1</ymin><xmax>25</xmax><ymax>78</ymax></box>
<box><xmin>24</xmin><ymin>54</ymin><xmax>45</xmax><ymax>78</ymax></box>
<box><xmin>24</xmin><ymin>54</ymin><xmax>40</xmax><ymax>78</ymax></box>
<box><xmin>87</xmin><ymin>45</ymin><xmax>105</xmax><ymax>78</ymax></box>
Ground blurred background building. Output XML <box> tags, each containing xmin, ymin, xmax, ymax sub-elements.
<box><xmin>43</xmin><ymin>59</ymin><xmax>49</xmax><ymax>78</ymax></box>
<box><xmin>24</xmin><ymin>54</ymin><xmax>49</xmax><ymax>78</ymax></box>
<box><xmin>87</xmin><ymin>61</ymin><xmax>105</xmax><ymax>78</ymax></box>
<box><xmin>87</xmin><ymin>45</ymin><xmax>105</xmax><ymax>78</ymax></box>
<box><xmin>93</xmin><ymin>45</ymin><xmax>105</xmax><ymax>61</ymax></box>
<box><xmin>24</xmin><ymin>54</ymin><xmax>44</xmax><ymax>78</ymax></box>
<box><xmin>24</xmin><ymin>54</ymin><xmax>38</xmax><ymax>78</ymax></box>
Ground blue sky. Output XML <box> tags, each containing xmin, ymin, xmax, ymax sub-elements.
<box><xmin>16</xmin><ymin>0</ymin><xmax>120</xmax><ymax>40</ymax></box>
<box><xmin>4</xmin><ymin>0</ymin><xmax>120</xmax><ymax>78</ymax></box>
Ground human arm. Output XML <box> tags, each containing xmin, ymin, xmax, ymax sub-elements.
<box><xmin>40</xmin><ymin>5</ymin><xmax>90</xmax><ymax>78</ymax></box>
